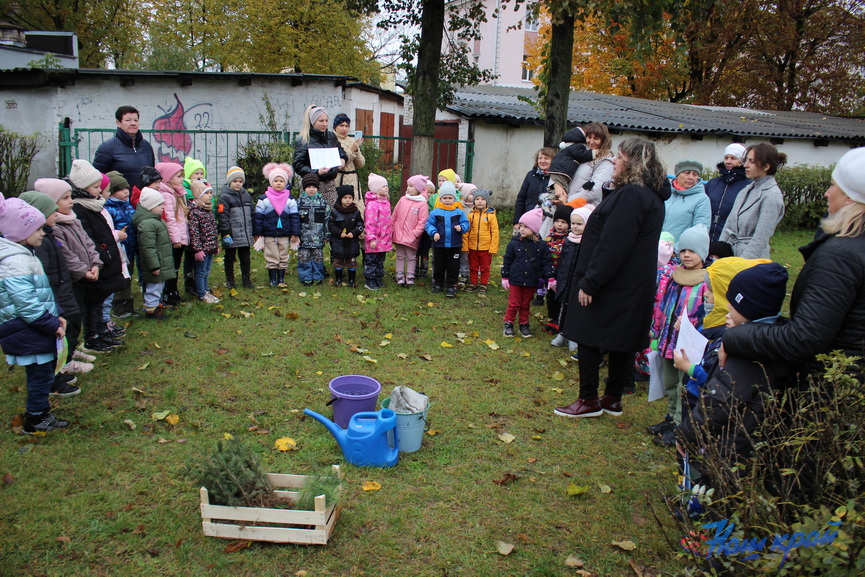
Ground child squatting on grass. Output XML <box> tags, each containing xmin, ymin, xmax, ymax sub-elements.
<box><xmin>501</xmin><ymin>207</ymin><xmax>555</xmax><ymax>339</ymax></box>
<box><xmin>0</xmin><ymin>193</ymin><xmax>69</xmax><ymax>434</ymax></box>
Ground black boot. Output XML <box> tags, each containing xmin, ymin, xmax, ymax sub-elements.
<box><xmin>184</xmin><ymin>273</ymin><xmax>197</xmax><ymax>296</ymax></box>
<box><xmin>224</xmin><ymin>266</ymin><xmax>236</xmax><ymax>289</ymax></box>
<box><xmin>268</xmin><ymin>269</ymin><xmax>278</xmax><ymax>286</ymax></box>
<box><xmin>347</xmin><ymin>269</ymin><xmax>357</xmax><ymax>288</ymax></box>
<box><xmin>334</xmin><ymin>268</ymin><xmax>344</xmax><ymax>287</ymax></box>
<box><xmin>417</xmin><ymin>256</ymin><xmax>428</xmax><ymax>279</ymax></box>
<box><xmin>241</xmin><ymin>272</ymin><xmax>254</xmax><ymax>289</ymax></box>
<box><xmin>277</xmin><ymin>269</ymin><xmax>286</xmax><ymax>287</ymax></box>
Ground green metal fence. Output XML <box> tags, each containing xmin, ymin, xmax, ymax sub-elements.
<box><xmin>58</xmin><ymin>126</ymin><xmax>474</xmax><ymax>186</ymax></box>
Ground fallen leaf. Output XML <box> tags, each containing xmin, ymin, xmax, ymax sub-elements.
<box><xmin>298</xmin><ymin>292</ymin><xmax>308</xmax><ymax>297</ymax></box>
<box><xmin>531</xmin><ymin>435</ymin><xmax>543</xmax><ymax>440</ymax></box>
<box><xmin>295</xmin><ymin>571</ymin><xmax>308</xmax><ymax>577</ymax></box>
<box><xmin>598</xmin><ymin>483</ymin><xmax>612</xmax><ymax>494</ymax></box>
<box><xmin>123</xmin><ymin>419</ymin><xmax>137</xmax><ymax>430</ymax></box>
<box><xmin>184</xmin><ymin>331</ymin><xmax>197</xmax><ymax>338</ymax></box>
<box><xmin>239</xmin><ymin>311</ymin><xmax>254</xmax><ymax>318</ymax></box>
<box><xmin>56</xmin><ymin>536</ymin><xmax>71</xmax><ymax>543</ymax></box>
<box><xmin>440</xmin><ymin>341</ymin><xmax>453</xmax><ymax>348</ymax></box>
<box><xmin>166</xmin><ymin>414</ymin><xmax>180</xmax><ymax>426</ymax></box>
<box><xmin>527</xmin><ymin>457</ymin><xmax>537</xmax><ymax>464</ymax></box>
<box><xmin>498</xmin><ymin>432</ymin><xmax>516</xmax><ymax>443</ymax></box>
<box><xmin>223</xmin><ymin>540</ymin><xmax>251</xmax><ymax>553</ymax></box>
<box><xmin>157</xmin><ymin>437</ymin><xmax>169</xmax><ymax>445</ymax></box>
<box><xmin>384</xmin><ymin>333</ymin><xmax>393</xmax><ymax>339</ymax></box>
<box><xmin>521</xmin><ymin>351</ymin><xmax>530</xmax><ymax>357</ymax></box>
<box><xmin>558</xmin><ymin>359</ymin><xmax>569</xmax><ymax>367</ymax></box>
<box><xmin>551</xmin><ymin>371</ymin><xmax>565</xmax><ymax>381</ymax></box>
<box><xmin>221</xmin><ymin>313</ymin><xmax>231</xmax><ymax>318</ymax></box>
<box><xmin>487</xmin><ymin>342</ymin><xmax>500</xmax><ymax>351</ymax></box>
<box><xmin>471</xmin><ymin>330</ymin><xmax>480</xmax><ymax>337</ymax></box>
<box><xmin>565</xmin><ymin>555</ymin><xmax>584</xmax><ymax>568</ymax></box>
<box><xmin>131</xmin><ymin>387</ymin><xmax>146</xmax><ymax>394</ymax></box>
<box><xmin>426</xmin><ymin>429</ymin><xmax>441</xmax><ymax>436</ymax></box>
<box><xmin>133</xmin><ymin>524</ymin><xmax>146</xmax><ymax>534</ymax></box>
<box><xmin>426</xmin><ymin>302</ymin><xmax>435</xmax><ymax>307</ymax></box>
<box><xmin>229</xmin><ymin>288</ymin><xmax>239</xmax><ymax>297</ymax></box>
<box><xmin>517</xmin><ymin>533</ymin><xmax>531</xmax><ymax>542</ymax></box>
<box><xmin>151</xmin><ymin>410</ymin><xmax>170</xmax><ymax>421</ymax></box>
<box><xmin>420</xmin><ymin>354</ymin><xmax>433</xmax><ymax>361</ymax></box>
<box><xmin>316</xmin><ymin>371</ymin><xmax>323</xmax><ymax>375</ymax></box>
<box><xmin>361</xmin><ymin>480</ymin><xmax>381</xmax><ymax>491</ymax></box>
<box><xmin>493</xmin><ymin>472</ymin><xmax>520</xmax><ymax>486</ymax></box>
<box><xmin>2</xmin><ymin>472</ymin><xmax>14</xmax><ymax>485</ymax></box>
<box><xmin>567</xmin><ymin>483</ymin><xmax>590</xmax><ymax>496</ymax></box>
<box><xmin>612</xmin><ymin>539</ymin><xmax>637</xmax><ymax>551</ymax></box>
<box><xmin>274</xmin><ymin>437</ymin><xmax>297</xmax><ymax>451</ymax></box>
<box><xmin>153</xmin><ymin>342</ymin><xmax>161</xmax><ymax>349</ymax></box>
<box><xmin>379</xmin><ymin>341</ymin><xmax>390</xmax><ymax>347</ymax></box>
<box><xmin>137</xmin><ymin>362</ymin><xmax>150</xmax><ymax>371</ymax></box>
<box><xmin>285</xmin><ymin>312</ymin><xmax>299</xmax><ymax>319</ymax></box>
<box><xmin>397</xmin><ymin>353</ymin><xmax>408</xmax><ymax>359</ymax></box>
<box><xmin>362</xmin><ymin>355</ymin><xmax>378</xmax><ymax>364</ymax></box>
<box><xmin>223</xmin><ymin>433</ymin><xmax>234</xmax><ymax>440</ymax></box>
<box><xmin>495</xmin><ymin>541</ymin><xmax>515</xmax><ymax>555</ymax></box>
<box><xmin>550</xmin><ymin>387</ymin><xmax>563</xmax><ymax>394</ymax></box>
<box><xmin>216</xmin><ymin>348</ymin><xmax>229</xmax><ymax>355</ymax></box>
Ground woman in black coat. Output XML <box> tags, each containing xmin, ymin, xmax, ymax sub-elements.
<box><xmin>722</xmin><ymin>147</ymin><xmax>865</xmax><ymax>381</ymax></box>
<box><xmin>512</xmin><ymin>147</ymin><xmax>555</xmax><ymax>229</ymax></box>
<box><xmin>556</xmin><ymin>138</ymin><xmax>671</xmax><ymax>419</ymax></box>
<box><xmin>293</xmin><ymin>105</ymin><xmax>349</xmax><ymax>207</ymax></box>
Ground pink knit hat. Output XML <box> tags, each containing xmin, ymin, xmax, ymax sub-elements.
<box><xmin>100</xmin><ymin>173</ymin><xmax>111</xmax><ymax>192</ymax></box>
<box><xmin>155</xmin><ymin>162</ymin><xmax>184</xmax><ymax>183</ymax></box>
<box><xmin>0</xmin><ymin>192</ymin><xmax>45</xmax><ymax>243</ymax></box>
<box><xmin>262</xmin><ymin>162</ymin><xmax>293</xmax><ymax>187</ymax></box>
<box><xmin>518</xmin><ymin>208</ymin><xmax>544</xmax><ymax>234</ymax></box>
<box><xmin>407</xmin><ymin>175</ymin><xmax>428</xmax><ymax>194</ymax></box>
<box><xmin>34</xmin><ymin>178</ymin><xmax>72</xmax><ymax>202</ymax></box>
<box><xmin>368</xmin><ymin>173</ymin><xmax>388</xmax><ymax>194</ymax></box>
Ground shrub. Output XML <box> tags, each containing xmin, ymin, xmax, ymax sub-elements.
<box><xmin>358</xmin><ymin>139</ymin><xmax>402</xmax><ymax>203</ymax></box>
<box><xmin>0</xmin><ymin>127</ymin><xmax>46</xmax><ymax>196</ymax></box>
<box><xmin>235</xmin><ymin>138</ymin><xmax>294</xmax><ymax>202</ymax></box>
<box><xmin>776</xmin><ymin>165</ymin><xmax>832</xmax><ymax>231</ymax></box>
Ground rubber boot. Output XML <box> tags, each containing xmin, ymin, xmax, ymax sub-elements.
<box><xmin>277</xmin><ymin>269</ymin><xmax>286</xmax><ymax>287</ymax></box>
<box><xmin>347</xmin><ymin>269</ymin><xmax>357</xmax><ymax>288</ymax></box>
<box><xmin>268</xmin><ymin>269</ymin><xmax>278</xmax><ymax>286</ymax></box>
<box><xmin>224</xmin><ymin>266</ymin><xmax>236</xmax><ymax>289</ymax></box>
<box><xmin>241</xmin><ymin>272</ymin><xmax>254</xmax><ymax>289</ymax></box>
<box><xmin>334</xmin><ymin>268</ymin><xmax>344</xmax><ymax>287</ymax></box>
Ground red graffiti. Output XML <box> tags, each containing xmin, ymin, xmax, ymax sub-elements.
<box><xmin>152</xmin><ymin>93</ymin><xmax>191</xmax><ymax>163</ymax></box>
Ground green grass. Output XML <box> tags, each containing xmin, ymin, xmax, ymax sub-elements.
<box><xmin>0</xmin><ymin>230</ymin><xmax>812</xmax><ymax>577</ymax></box>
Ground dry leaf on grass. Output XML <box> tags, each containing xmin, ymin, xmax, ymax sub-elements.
<box><xmin>612</xmin><ymin>539</ymin><xmax>637</xmax><ymax>551</ymax></box>
<box><xmin>56</xmin><ymin>536</ymin><xmax>71</xmax><ymax>543</ymax></box>
<box><xmin>426</xmin><ymin>429</ymin><xmax>441</xmax><ymax>436</ymax></box>
<box><xmin>133</xmin><ymin>524</ymin><xmax>146</xmax><ymax>534</ymax></box>
<box><xmin>151</xmin><ymin>410</ymin><xmax>169</xmax><ymax>421</ymax></box>
<box><xmin>420</xmin><ymin>354</ymin><xmax>433</xmax><ymax>361</ymax></box>
<box><xmin>123</xmin><ymin>419</ymin><xmax>136</xmax><ymax>430</ymax></box>
<box><xmin>361</xmin><ymin>480</ymin><xmax>381</xmax><ymax>491</ymax></box>
<box><xmin>223</xmin><ymin>432</ymin><xmax>234</xmax><ymax>440</ymax></box>
<box><xmin>495</xmin><ymin>541</ymin><xmax>515</xmax><ymax>555</ymax></box>
<box><xmin>363</xmin><ymin>355</ymin><xmax>378</xmax><ymax>364</ymax></box>
<box><xmin>223</xmin><ymin>540</ymin><xmax>251</xmax><ymax>553</ymax></box>
<box><xmin>567</xmin><ymin>483</ymin><xmax>590</xmax><ymax>496</ymax></box>
<box><xmin>551</xmin><ymin>371</ymin><xmax>565</xmax><ymax>381</ymax></box>
<box><xmin>165</xmin><ymin>414</ymin><xmax>180</xmax><ymax>426</ymax></box>
<box><xmin>565</xmin><ymin>555</ymin><xmax>584</xmax><ymax>567</ymax></box>
<box><xmin>440</xmin><ymin>341</ymin><xmax>453</xmax><ymax>348</ymax></box>
<box><xmin>2</xmin><ymin>472</ymin><xmax>14</xmax><ymax>485</ymax></box>
<box><xmin>397</xmin><ymin>353</ymin><xmax>408</xmax><ymax>359</ymax></box>
<box><xmin>598</xmin><ymin>483</ymin><xmax>612</xmax><ymax>494</ymax></box>
<box><xmin>274</xmin><ymin>437</ymin><xmax>297</xmax><ymax>451</ymax></box>
<box><xmin>497</xmin><ymin>432</ymin><xmax>516</xmax><ymax>443</ymax></box>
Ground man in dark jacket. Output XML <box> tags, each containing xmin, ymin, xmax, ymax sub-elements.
<box><xmin>93</xmin><ymin>106</ymin><xmax>156</xmax><ymax>189</ymax></box>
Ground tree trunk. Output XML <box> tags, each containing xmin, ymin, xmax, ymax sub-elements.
<box><xmin>410</xmin><ymin>0</ymin><xmax>445</xmax><ymax>176</ymax></box>
<box><xmin>543</xmin><ymin>11</ymin><xmax>575</xmax><ymax>147</ymax></box>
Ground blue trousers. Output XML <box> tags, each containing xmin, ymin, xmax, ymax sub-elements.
<box><xmin>25</xmin><ymin>360</ymin><xmax>55</xmax><ymax>414</ymax></box>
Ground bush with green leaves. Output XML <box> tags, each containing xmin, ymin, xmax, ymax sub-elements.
<box><xmin>669</xmin><ymin>352</ymin><xmax>865</xmax><ymax>576</ymax></box>
<box><xmin>235</xmin><ymin>138</ymin><xmax>294</xmax><ymax>202</ymax></box>
<box><xmin>776</xmin><ymin>164</ymin><xmax>833</xmax><ymax>231</ymax></box>
<box><xmin>185</xmin><ymin>438</ymin><xmax>273</xmax><ymax>507</ymax></box>
<box><xmin>0</xmin><ymin>127</ymin><xmax>45</xmax><ymax>196</ymax></box>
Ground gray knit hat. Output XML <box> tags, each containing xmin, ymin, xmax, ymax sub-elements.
<box><xmin>674</xmin><ymin>159</ymin><xmax>704</xmax><ymax>176</ymax></box>
<box><xmin>677</xmin><ymin>224</ymin><xmax>709</xmax><ymax>263</ymax></box>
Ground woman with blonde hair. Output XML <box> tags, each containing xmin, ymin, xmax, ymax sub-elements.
<box><xmin>723</xmin><ymin>147</ymin><xmax>865</xmax><ymax>381</ymax></box>
<box><xmin>293</xmin><ymin>105</ymin><xmax>348</xmax><ymax>207</ymax></box>
<box><xmin>568</xmin><ymin>122</ymin><xmax>615</xmax><ymax>205</ymax></box>
<box><xmin>556</xmin><ymin>138</ymin><xmax>670</xmax><ymax>418</ymax></box>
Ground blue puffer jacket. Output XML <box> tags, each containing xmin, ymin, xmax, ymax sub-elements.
<box><xmin>104</xmin><ymin>196</ymin><xmax>138</xmax><ymax>259</ymax></box>
<box><xmin>425</xmin><ymin>201</ymin><xmax>470</xmax><ymax>248</ymax></box>
<box><xmin>253</xmin><ymin>196</ymin><xmax>301</xmax><ymax>238</ymax></box>
<box><xmin>705</xmin><ymin>164</ymin><xmax>751</xmax><ymax>243</ymax></box>
<box><xmin>92</xmin><ymin>128</ymin><xmax>156</xmax><ymax>189</ymax></box>
<box><xmin>0</xmin><ymin>238</ymin><xmax>61</xmax><ymax>357</ymax></box>
<box><xmin>502</xmin><ymin>236</ymin><xmax>554</xmax><ymax>288</ymax></box>
<box><xmin>662</xmin><ymin>180</ymin><xmax>711</xmax><ymax>242</ymax></box>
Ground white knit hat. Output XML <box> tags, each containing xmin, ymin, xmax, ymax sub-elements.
<box><xmin>139</xmin><ymin>187</ymin><xmax>165</xmax><ymax>211</ymax></box>
<box><xmin>832</xmin><ymin>147</ymin><xmax>865</xmax><ymax>204</ymax></box>
<box><xmin>69</xmin><ymin>159</ymin><xmax>102</xmax><ymax>189</ymax></box>
<box><xmin>724</xmin><ymin>143</ymin><xmax>747</xmax><ymax>163</ymax></box>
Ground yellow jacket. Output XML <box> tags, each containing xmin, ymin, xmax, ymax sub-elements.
<box><xmin>703</xmin><ymin>257</ymin><xmax>772</xmax><ymax>328</ymax></box>
<box><xmin>462</xmin><ymin>207</ymin><xmax>500</xmax><ymax>253</ymax></box>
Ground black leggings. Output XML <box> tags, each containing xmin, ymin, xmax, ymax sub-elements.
<box><xmin>577</xmin><ymin>344</ymin><xmax>633</xmax><ymax>399</ymax></box>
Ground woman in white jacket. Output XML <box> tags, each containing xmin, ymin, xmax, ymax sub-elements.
<box><xmin>568</xmin><ymin>122</ymin><xmax>615</xmax><ymax>205</ymax></box>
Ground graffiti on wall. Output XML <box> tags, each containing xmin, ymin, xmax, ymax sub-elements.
<box><xmin>151</xmin><ymin>93</ymin><xmax>213</xmax><ymax>163</ymax></box>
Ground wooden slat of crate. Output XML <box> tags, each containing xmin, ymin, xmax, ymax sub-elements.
<box><xmin>201</xmin><ymin>503</ymin><xmax>340</xmax><ymax>545</ymax></box>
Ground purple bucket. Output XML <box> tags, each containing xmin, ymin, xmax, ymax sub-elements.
<box><xmin>329</xmin><ymin>375</ymin><xmax>381</xmax><ymax>428</ymax></box>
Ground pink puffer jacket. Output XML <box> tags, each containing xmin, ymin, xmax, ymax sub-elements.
<box><xmin>363</xmin><ymin>191</ymin><xmax>393</xmax><ymax>253</ymax></box>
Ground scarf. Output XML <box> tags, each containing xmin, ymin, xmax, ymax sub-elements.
<box><xmin>672</xmin><ymin>265</ymin><xmax>706</xmax><ymax>287</ymax></box>
<box><xmin>265</xmin><ymin>186</ymin><xmax>291</xmax><ymax>228</ymax></box>
<box><xmin>74</xmin><ymin>197</ymin><xmax>105</xmax><ymax>212</ymax></box>
<box><xmin>567</xmin><ymin>231</ymin><xmax>581</xmax><ymax>243</ymax></box>
<box><xmin>55</xmin><ymin>211</ymin><xmax>78</xmax><ymax>223</ymax></box>
<box><xmin>334</xmin><ymin>202</ymin><xmax>358</xmax><ymax>214</ymax></box>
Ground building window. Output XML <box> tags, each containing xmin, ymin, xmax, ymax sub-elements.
<box><xmin>521</xmin><ymin>57</ymin><xmax>534</xmax><ymax>82</ymax></box>
<box><xmin>525</xmin><ymin>12</ymin><xmax>539</xmax><ymax>32</ymax></box>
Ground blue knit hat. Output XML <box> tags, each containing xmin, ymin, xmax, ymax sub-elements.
<box><xmin>677</xmin><ymin>224</ymin><xmax>709</xmax><ymax>263</ymax></box>
<box><xmin>726</xmin><ymin>263</ymin><xmax>788</xmax><ymax>321</ymax></box>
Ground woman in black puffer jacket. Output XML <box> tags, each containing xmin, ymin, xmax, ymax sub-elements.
<box><xmin>512</xmin><ymin>147</ymin><xmax>554</xmax><ymax>229</ymax></box>
<box><xmin>293</xmin><ymin>105</ymin><xmax>349</xmax><ymax>207</ymax></box>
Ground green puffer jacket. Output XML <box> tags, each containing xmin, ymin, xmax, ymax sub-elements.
<box><xmin>132</xmin><ymin>206</ymin><xmax>177</xmax><ymax>283</ymax></box>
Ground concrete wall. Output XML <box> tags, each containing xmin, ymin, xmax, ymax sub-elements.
<box><xmin>469</xmin><ymin>120</ymin><xmax>855</xmax><ymax>209</ymax></box>
<box><xmin>0</xmin><ymin>74</ymin><xmax>401</xmax><ymax>188</ymax></box>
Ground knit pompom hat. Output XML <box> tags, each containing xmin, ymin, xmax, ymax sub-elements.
<box><xmin>301</xmin><ymin>173</ymin><xmax>320</xmax><ymax>190</ymax></box>
<box><xmin>69</xmin><ymin>159</ymin><xmax>102</xmax><ymax>189</ymax></box>
<box><xmin>438</xmin><ymin>169</ymin><xmax>457</xmax><ymax>186</ymax></box>
<box><xmin>726</xmin><ymin>263</ymin><xmax>789</xmax><ymax>321</ymax></box>
<box><xmin>674</xmin><ymin>159</ymin><xmax>704</xmax><ymax>176</ymax></box>
<box><xmin>262</xmin><ymin>163</ymin><xmax>293</xmax><ymax>187</ymax></box>
<box><xmin>438</xmin><ymin>181</ymin><xmax>457</xmax><ymax>199</ymax></box>
<box><xmin>140</xmin><ymin>166</ymin><xmax>162</xmax><ymax>188</ymax></box>
<box><xmin>226</xmin><ymin>166</ymin><xmax>245</xmax><ymax>184</ymax></box>
<box><xmin>368</xmin><ymin>173</ymin><xmax>388</xmax><ymax>195</ymax></box>
<box><xmin>832</xmin><ymin>147</ymin><xmax>865</xmax><ymax>204</ymax></box>
<box><xmin>19</xmin><ymin>191</ymin><xmax>58</xmax><ymax>219</ymax></box>
<box><xmin>0</xmin><ymin>192</ymin><xmax>45</xmax><ymax>242</ymax></box>
<box><xmin>677</xmin><ymin>224</ymin><xmax>710</xmax><ymax>263</ymax></box>
<box><xmin>519</xmin><ymin>208</ymin><xmax>544</xmax><ymax>235</ymax></box>
<box><xmin>407</xmin><ymin>175</ymin><xmax>428</xmax><ymax>194</ymax></box>
<box><xmin>106</xmin><ymin>171</ymin><xmax>130</xmax><ymax>194</ymax></box>
<box><xmin>184</xmin><ymin>156</ymin><xmax>206</xmax><ymax>180</ymax></box>
<box><xmin>139</xmin><ymin>187</ymin><xmax>165</xmax><ymax>211</ymax></box>
<box><xmin>724</xmin><ymin>144</ymin><xmax>747</xmax><ymax>163</ymax></box>
<box><xmin>155</xmin><ymin>162</ymin><xmax>184</xmax><ymax>184</ymax></box>
<box><xmin>34</xmin><ymin>178</ymin><xmax>72</xmax><ymax>203</ymax></box>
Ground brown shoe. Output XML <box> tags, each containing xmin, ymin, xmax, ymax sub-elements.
<box><xmin>599</xmin><ymin>395</ymin><xmax>622</xmax><ymax>416</ymax></box>
<box><xmin>554</xmin><ymin>398</ymin><xmax>602</xmax><ymax>418</ymax></box>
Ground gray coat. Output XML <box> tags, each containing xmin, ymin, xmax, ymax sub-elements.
<box><xmin>719</xmin><ymin>175</ymin><xmax>784</xmax><ymax>259</ymax></box>
<box><xmin>216</xmin><ymin>183</ymin><xmax>254</xmax><ymax>247</ymax></box>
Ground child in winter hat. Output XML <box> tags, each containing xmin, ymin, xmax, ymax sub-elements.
<box><xmin>226</xmin><ymin>166</ymin><xmax>245</xmax><ymax>185</ymax></box>
<box><xmin>69</xmin><ymin>159</ymin><xmax>103</xmax><ymax>190</ymax></box>
<box><xmin>726</xmin><ymin>262</ymin><xmax>789</xmax><ymax>323</ymax></box>
<box><xmin>518</xmin><ymin>207</ymin><xmax>544</xmax><ymax>237</ymax></box>
<box><xmin>0</xmin><ymin>192</ymin><xmax>45</xmax><ymax>242</ymax></box>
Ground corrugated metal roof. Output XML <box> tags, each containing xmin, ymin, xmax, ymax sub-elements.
<box><xmin>446</xmin><ymin>85</ymin><xmax>865</xmax><ymax>141</ymax></box>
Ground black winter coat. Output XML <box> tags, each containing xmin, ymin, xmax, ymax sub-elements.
<box><xmin>514</xmin><ymin>169</ymin><xmax>550</xmax><ymax>224</ymax></box>
<box><xmin>554</xmin><ymin>239</ymin><xmax>580</xmax><ymax>303</ymax></box>
<box><xmin>92</xmin><ymin>128</ymin><xmax>156</xmax><ymax>188</ymax></box>
<box><xmin>501</xmin><ymin>237</ymin><xmax>554</xmax><ymax>288</ymax></box>
<box><xmin>73</xmin><ymin>204</ymin><xmax>127</xmax><ymax>302</ymax></box>
<box><xmin>724</xmin><ymin>232</ymin><xmax>865</xmax><ymax>378</ymax></box>
<box><xmin>33</xmin><ymin>226</ymin><xmax>79</xmax><ymax>317</ymax></box>
<box><xmin>293</xmin><ymin>128</ymin><xmax>349</xmax><ymax>183</ymax></box>
<box><xmin>328</xmin><ymin>206</ymin><xmax>364</xmax><ymax>259</ymax></box>
<box><xmin>561</xmin><ymin>181</ymin><xmax>670</xmax><ymax>352</ymax></box>
<box><xmin>705</xmin><ymin>163</ymin><xmax>751</xmax><ymax>243</ymax></box>
<box><xmin>216</xmin><ymin>184</ymin><xmax>254</xmax><ymax>247</ymax></box>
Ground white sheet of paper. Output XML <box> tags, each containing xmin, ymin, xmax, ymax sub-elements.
<box><xmin>647</xmin><ymin>350</ymin><xmax>666</xmax><ymax>402</ymax></box>
<box><xmin>675</xmin><ymin>315</ymin><xmax>709</xmax><ymax>367</ymax></box>
<box><xmin>308</xmin><ymin>147</ymin><xmax>341</xmax><ymax>170</ymax></box>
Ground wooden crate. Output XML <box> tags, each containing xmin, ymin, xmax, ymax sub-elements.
<box><xmin>199</xmin><ymin>465</ymin><xmax>341</xmax><ymax>545</ymax></box>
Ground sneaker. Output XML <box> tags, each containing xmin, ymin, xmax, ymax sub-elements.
<box><xmin>570</xmin><ymin>351</ymin><xmax>579</xmax><ymax>361</ymax></box>
<box><xmin>200</xmin><ymin>292</ymin><xmax>220</xmax><ymax>304</ymax></box>
<box><xmin>50</xmin><ymin>381</ymin><xmax>81</xmax><ymax>398</ymax></box>
<box><xmin>431</xmin><ymin>285</ymin><xmax>443</xmax><ymax>294</ymax></box>
<box><xmin>599</xmin><ymin>395</ymin><xmax>623</xmax><ymax>416</ymax></box>
<box><xmin>445</xmin><ymin>287</ymin><xmax>457</xmax><ymax>298</ymax></box>
<box><xmin>568</xmin><ymin>340</ymin><xmax>578</xmax><ymax>352</ymax></box>
<box><xmin>98</xmin><ymin>333</ymin><xmax>124</xmax><ymax>347</ymax></box>
<box><xmin>364</xmin><ymin>283</ymin><xmax>379</xmax><ymax>290</ymax></box>
<box><xmin>60</xmin><ymin>360</ymin><xmax>93</xmax><ymax>375</ymax></box>
<box><xmin>144</xmin><ymin>309</ymin><xmax>165</xmax><ymax>321</ymax></box>
<box><xmin>54</xmin><ymin>372</ymin><xmax>77</xmax><ymax>386</ymax></box>
<box><xmin>81</xmin><ymin>339</ymin><xmax>114</xmax><ymax>354</ymax></box>
<box><xmin>551</xmin><ymin>334</ymin><xmax>568</xmax><ymax>347</ymax></box>
<box><xmin>653</xmin><ymin>429</ymin><xmax>678</xmax><ymax>447</ymax></box>
<box><xmin>519</xmin><ymin>324</ymin><xmax>532</xmax><ymax>338</ymax></box>
<box><xmin>623</xmin><ymin>382</ymin><xmax>637</xmax><ymax>395</ymax></box>
<box><xmin>503</xmin><ymin>322</ymin><xmax>515</xmax><ymax>337</ymax></box>
<box><xmin>106</xmin><ymin>321</ymin><xmax>126</xmax><ymax>337</ymax></box>
<box><xmin>464</xmin><ymin>284</ymin><xmax>478</xmax><ymax>292</ymax></box>
<box><xmin>73</xmin><ymin>350</ymin><xmax>97</xmax><ymax>363</ymax></box>
<box><xmin>647</xmin><ymin>415</ymin><xmax>675</xmax><ymax>435</ymax></box>
<box><xmin>224</xmin><ymin>280</ymin><xmax>236</xmax><ymax>289</ymax></box>
<box><xmin>554</xmin><ymin>398</ymin><xmax>603</xmax><ymax>418</ymax></box>
<box><xmin>23</xmin><ymin>412</ymin><xmax>70</xmax><ymax>434</ymax></box>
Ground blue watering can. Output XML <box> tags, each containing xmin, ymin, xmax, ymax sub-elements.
<box><xmin>304</xmin><ymin>408</ymin><xmax>399</xmax><ymax>468</ymax></box>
